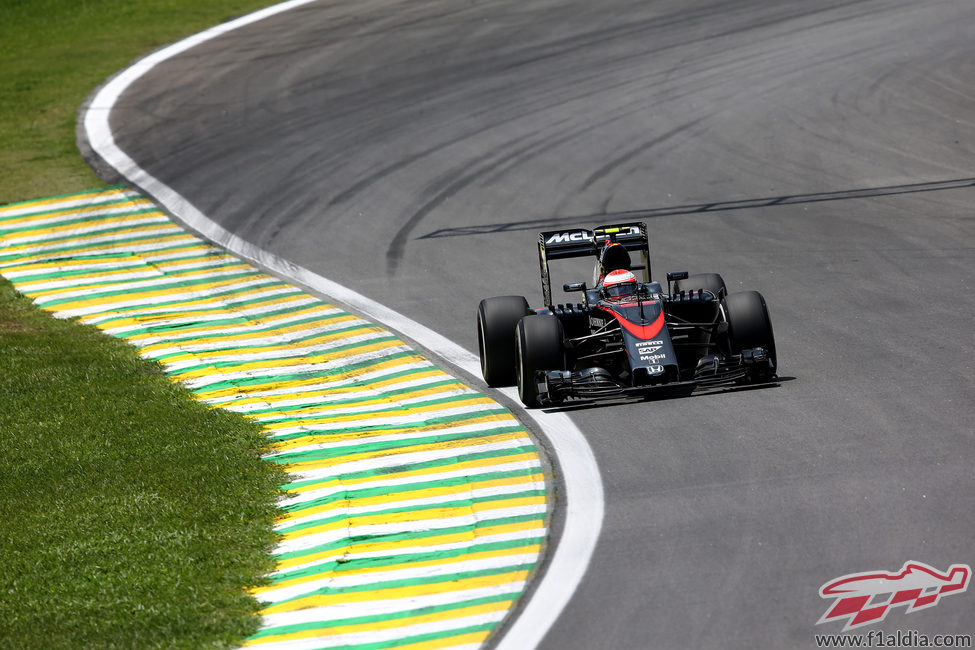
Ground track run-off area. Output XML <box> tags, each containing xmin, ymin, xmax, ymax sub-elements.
<box><xmin>78</xmin><ymin>0</ymin><xmax>975</xmax><ymax>648</ymax></box>
<box><xmin>0</xmin><ymin>188</ymin><xmax>553</xmax><ymax>649</ymax></box>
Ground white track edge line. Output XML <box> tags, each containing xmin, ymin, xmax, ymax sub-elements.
<box><xmin>81</xmin><ymin>3</ymin><xmax>604</xmax><ymax>648</ymax></box>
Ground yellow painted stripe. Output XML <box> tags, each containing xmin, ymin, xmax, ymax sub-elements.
<box><xmin>133</xmin><ymin>313</ymin><xmax>362</xmax><ymax>353</ymax></box>
<box><xmin>259</xmin><ymin>569</ymin><xmax>533</xmax><ymax>615</ymax></box>
<box><xmin>277</xmin><ymin>496</ymin><xmax>546</xmax><ymax>542</ymax></box>
<box><xmin>262</xmin><ymin>395</ymin><xmax>501</xmax><ymax>433</ymax></box>
<box><xmin>384</xmin><ymin>630</ymin><xmax>492</xmax><ymax>650</ymax></box>
<box><xmin>203</xmin><ymin>370</ymin><xmax>452</xmax><ymax>410</ymax></box>
<box><xmin>276</xmin><ymin>473</ymin><xmax>546</xmax><ymax>526</ymax></box>
<box><xmin>255</xmin><ymin>544</ymin><xmax>542</xmax><ymax>597</ymax></box>
<box><xmin>273</xmin><ymin>519</ymin><xmax>546</xmax><ymax>572</ymax></box>
<box><xmin>45</xmin><ymin>272</ymin><xmax>279</xmax><ymax>309</ymax></box>
<box><xmin>0</xmin><ymin>234</ymin><xmax>200</xmax><ymax>266</ymax></box>
<box><xmin>196</xmin><ymin>365</ymin><xmax>444</xmax><ymax>404</ymax></box>
<box><xmin>27</xmin><ymin>257</ymin><xmax>248</xmax><ymax>282</ymax></box>
<box><xmin>152</xmin><ymin>324</ymin><xmax>386</xmax><ymax>363</ymax></box>
<box><xmin>101</xmin><ymin>296</ymin><xmax>327</xmax><ymax>334</ymax></box>
<box><xmin>271</xmin><ymin>422</ymin><xmax>524</xmax><ymax>461</ymax></box>
<box><xmin>242</xmin><ymin>381</ymin><xmax>472</xmax><ymax>416</ymax></box>
<box><xmin>244</xmin><ymin>599</ymin><xmax>511</xmax><ymax>646</ymax></box>
<box><xmin>2</xmin><ymin>208</ymin><xmax>164</xmax><ymax>236</ymax></box>
<box><xmin>22</xmin><ymin>263</ymin><xmax>256</xmax><ymax>299</ymax></box>
<box><xmin>169</xmin><ymin>338</ymin><xmax>409</xmax><ymax>380</ymax></box>
<box><xmin>0</xmin><ymin>187</ymin><xmax>135</xmax><ymax>214</ymax></box>
<box><xmin>190</xmin><ymin>356</ymin><xmax>431</xmax><ymax>402</ymax></box>
<box><xmin>0</xmin><ymin>223</ymin><xmax>185</xmax><ymax>253</ymax></box>
<box><xmin>0</xmin><ymin>243</ymin><xmax>219</xmax><ymax>273</ymax></box>
<box><xmin>282</xmin><ymin>451</ymin><xmax>541</xmax><ymax>498</ymax></box>
<box><xmin>80</xmin><ymin>290</ymin><xmax>307</xmax><ymax>328</ymax></box>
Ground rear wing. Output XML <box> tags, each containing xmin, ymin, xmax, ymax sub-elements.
<box><xmin>537</xmin><ymin>222</ymin><xmax>650</xmax><ymax>306</ymax></box>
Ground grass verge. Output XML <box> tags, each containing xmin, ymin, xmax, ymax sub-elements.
<box><xmin>0</xmin><ymin>0</ymin><xmax>290</xmax><ymax>647</ymax></box>
<box><xmin>0</xmin><ymin>0</ymin><xmax>277</xmax><ymax>204</ymax></box>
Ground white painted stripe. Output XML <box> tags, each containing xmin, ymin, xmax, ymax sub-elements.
<box><xmin>0</xmin><ymin>237</ymin><xmax>201</xmax><ymax>270</ymax></box>
<box><xmin>1</xmin><ymin>247</ymin><xmax>225</xmax><ymax>279</ymax></box>
<box><xmin>0</xmin><ymin>214</ymin><xmax>168</xmax><ymax>246</ymax></box>
<box><xmin>23</xmin><ymin>266</ymin><xmax>255</xmax><ymax>296</ymax></box>
<box><xmin>255</xmin><ymin>581</ymin><xmax>525</xmax><ymax>631</ymax></box>
<box><xmin>98</xmin><ymin>298</ymin><xmax>333</xmax><ymax>334</ymax></box>
<box><xmin>13</xmin><ymin>256</ymin><xmax>247</xmax><ymax>288</ymax></box>
<box><xmin>1</xmin><ymin>259</ymin><xmax>151</xmax><ymax>278</ymax></box>
<box><xmin>83</xmin><ymin>1</ymin><xmax>603</xmax><ymax>647</ymax></box>
<box><xmin>256</xmin><ymin>553</ymin><xmax>538</xmax><ymax>604</ymax></box>
<box><xmin>267</xmin><ymin>420</ymin><xmax>513</xmax><ymax>456</ymax></box>
<box><xmin>247</xmin><ymin>612</ymin><xmax>506</xmax><ymax>650</ymax></box>
<box><xmin>279</xmin><ymin>458</ymin><xmax>542</xmax><ymax>509</ymax></box>
<box><xmin>1</xmin><ymin>253</ymin><xmax>232</xmax><ymax>281</ymax></box>
<box><xmin>0</xmin><ymin>191</ymin><xmax>142</xmax><ymax>218</ymax></box>
<box><xmin>276</xmin><ymin>529</ymin><xmax>546</xmax><ymax>577</ymax></box>
<box><xmin>275</xmin><ymin>511</ymin><xmax>545</xmax><ymax>567</ymax></box>
<box><xmin>44</xmin><ymin>277</ymin><xmax>281</xmax><ymax>316</ymax></box>
<box><xmin>0</xmin><ymin>202</ymin><xmax>157</xmax><ymax>229</ymax></box>
<box><xmin>253</xmin><ymin>638</ymin><xmax>482</xmax><ymax>650</ymax></box>
<box><xmin>159</xmin><ymin>330</ymin><xmax>393</xmax><ymax>371</ymax></box>
<box><xmin>16</xmin><ymin>269</ymin><xmax>167</xmax><ymax>291</ymax></box>
<box><xmin>213</xmin><ymin>373</ymin><xmax>454</xmax><ymax>411</ymax></box>
<box><xmin>4</xmin><ymin>225</ymin><xmax>184</xmax><ymax>254</ymax></box>
<box><xmin>200</xmin><ymin>361</ymin><xmax>437</xmax><ymax>404</ymax></box>
<box><xmin>137</xmin><ymin>317</ymin><xmax>371</xmax><ymax>357</ymax></box>
<box><xmin>249</xmin><ymin>387</ymin><xmax>481</xmax><ymax>423</ymax></box>
<box><xmin>285</xmin><ymin>439</ymin><xmax>536</xmax><ymax>484</ymax></box>
<box><xmin>278</xmin><ymin>482</ymin><xmax>545</xmax><ymax>531</ymax></box>
<box><xmin>44</xmin><ymin>276</ymin><xmax>280</xmax><ymax>315</ymax></box>
<box><xmin>262</xmin><ymin>403</ymin><xmax>509</xmax><ymax>438</ymax></box>
<box><xmin>180</xmin><ymin>345</ymin><xmax>417</xmax><ymax>390</ymax></box>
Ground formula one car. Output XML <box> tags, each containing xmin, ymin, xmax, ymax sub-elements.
<box><xmin>476</xmin><ymin>222</ymin><xmax>777</xmax><ymax>407</ymax></box>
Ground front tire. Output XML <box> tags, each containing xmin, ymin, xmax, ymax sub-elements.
<box><xmin>477</xmin><ymin>296</ymin><xmax>531</xmax><ymax>387</ymax></box>
<box><xmin>722</xmin><ymin>290</ymin><xmax>777</xmax><ymax>381</ymax></box>
<box><xmin>515</xmin><ymin>315</ymin><xmax>565</xmax><ymax>407</ymax></box>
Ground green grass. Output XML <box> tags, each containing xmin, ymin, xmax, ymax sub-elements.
<box><xmin>0</xmin><ymin>0</ymin><xmax>277</xmax><ymax>205</ymax></box>
<box><xmin>0</xmin><ymin>281</ymin><xmax>287</xmax><ymax>648</ymax></box>
<box><xmin>0</xmin><ymin>0</ymin><xmax>293</xmax><ymax>647</ymax></box>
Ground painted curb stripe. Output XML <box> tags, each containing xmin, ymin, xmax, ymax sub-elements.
<box><xmin>0</xmin><ymin>187</ymin><xmax>549</xmax><ymax>650</ymax></box>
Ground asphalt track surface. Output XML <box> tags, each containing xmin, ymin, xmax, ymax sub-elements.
<box><xmin>104</xmin><ymin>1</ymin><xmax>975</xmax><ymax>647</ymax></box>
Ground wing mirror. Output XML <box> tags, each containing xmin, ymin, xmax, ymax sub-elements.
<box><xmin>666</xmin><ymin>271</ymin><xmax>688</xmax><ymax>296</ymax></box>
<box><xmin>563</xmin><ymin>282</ymin><xmax>587</xmax><ymax>292</ymax></box>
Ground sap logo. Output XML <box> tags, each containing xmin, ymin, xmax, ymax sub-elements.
<box><xmin>637</xmin><ymin>341</ymin><xmax>664</xmax><ymax>354</ymax></box>
<box><xmin>546</xmin><ymin>231</ymin><xmax>589</xmax><ymax>244</ymax></box>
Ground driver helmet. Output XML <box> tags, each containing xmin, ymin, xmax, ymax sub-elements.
<box><xmin>601</xmin><ymin>269</ymin><xmax>638</xmax><ymax>301</ymax></box>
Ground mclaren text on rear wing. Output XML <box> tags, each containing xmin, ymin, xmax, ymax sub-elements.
<box><xmin>537</xmin><ymin>222</ymin><xmax>650</xmax><ymax>306</ymax></box>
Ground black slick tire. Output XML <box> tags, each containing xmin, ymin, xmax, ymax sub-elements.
<box><xmin>675</xmin><ymin>273</ymin><xmax>727</xmax><ymax>299</ymax></box>
<box><xmin>477</xmin><ymin>295</ymin><xmax>530</xmax><ymax>387</ymax></box>
<box><xmin>722</xmin><ymin>290</ymin><xmax>777</xmax><ymax>380</ymax></box>
<box><xmin>515</xmin><ymin>314</ymin><xmax>565</xmax><ymax>407</ymax></box>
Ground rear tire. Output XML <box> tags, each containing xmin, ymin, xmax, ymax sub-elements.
<box><xmin>477</xmin><ymin>296</ymin><xmax>530</xmax><ymax>387</ymax></box>
<box><xmin>722</xmin><ymin>290</ymin><xmax>777</xmax><ymax>380</ymax></box>
<box><xmin>515</xmin><ymin>315</ymin><xmax>565</xmax><ymax>407</ymax></box>
<box><xmin>675</xmin><ymin>273</ymin><xmax>727</xmax><ymax>299</ymax></box>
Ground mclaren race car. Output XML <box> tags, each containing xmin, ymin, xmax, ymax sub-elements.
<box><xmin>476</xmin><ymin>222</ymin><xmax>777</xmax><ymax>407</ymax></box>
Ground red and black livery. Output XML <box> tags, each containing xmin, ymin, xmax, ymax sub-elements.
<box><xmin>476</xmin><ymin>222</ymin><xmax>777</xmax><ymax>407</ymax></box>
